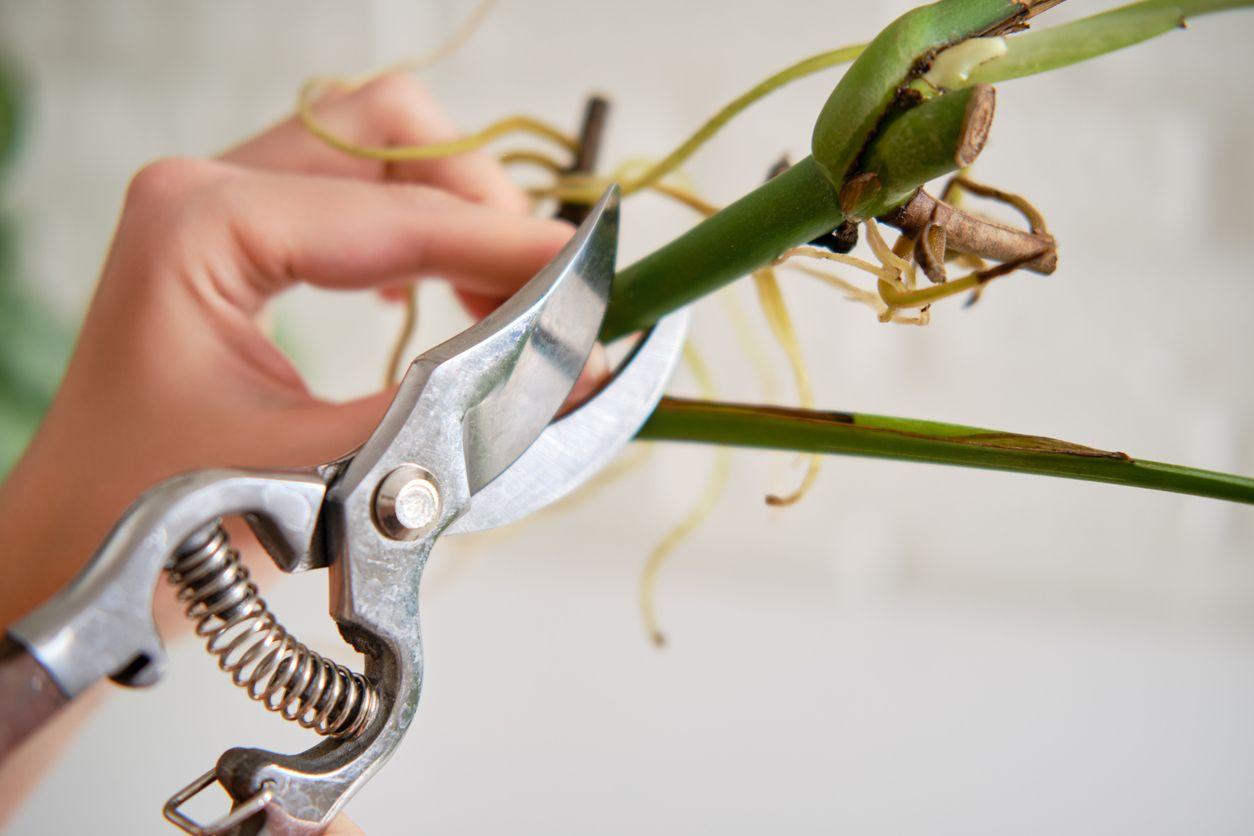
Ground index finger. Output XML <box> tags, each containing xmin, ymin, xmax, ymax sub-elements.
<box><xmin>156</xmin><ymin>165</ymin><xmax>573</xmax><ymax>312</ymax></box>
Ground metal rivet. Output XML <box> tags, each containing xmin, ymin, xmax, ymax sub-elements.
<box><xmin>373</xmin><ymin>465</ymin><xmax>441</xmax><ymax>540</ymax></box>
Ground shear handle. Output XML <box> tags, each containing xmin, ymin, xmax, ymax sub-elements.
<box><xmin>0</xmin><ymin>635</ymin><xmax>70</xmax><ymax>763</ymax></box>
<box><xmin>7</xmin><ymin>470</ymin><xmax>329</xmax><ymax>699</ymax></box>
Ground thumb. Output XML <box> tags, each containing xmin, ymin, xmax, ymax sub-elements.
<box><xmin>281</xmin><ymin>390</ymin><xmax>398</xmax><ymax>466</ymax></box>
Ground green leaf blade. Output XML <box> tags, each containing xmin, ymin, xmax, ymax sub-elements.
<box><xmin>965</xmin><ymin>0</ymin><xmax>1254</xmax><ymax>87</ymax></box>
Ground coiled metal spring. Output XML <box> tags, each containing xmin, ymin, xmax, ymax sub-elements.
<box><xmin>166</xmin><ymin>522</ymin><xmax>379</xmax><ymax>739</ymax></box>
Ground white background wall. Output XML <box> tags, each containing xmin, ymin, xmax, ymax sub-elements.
<box><xmin>3</xmin><ymin>1</ymin><xmax>1253</xmax><ymax>833</ymax></box>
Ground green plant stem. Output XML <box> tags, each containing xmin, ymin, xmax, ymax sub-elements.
<box><xmin>856</xmin><ymin>84</ymin><xmax>994</xmax><ymax>218</ymax></box>
<box><xmin>602</xmin><ymin>84</ymin><xmax>985</xmax><ymax>339</ymax></box>
<box><xmin>639</xmin><ymin>398</ymin><xmax>1254</xmax><ymax>505</ymax></box>
<box><xmin>602</xmin><ymin>0</ymin><xmax>1063</xmax><ymax>340</ymax></box>
<box><xmin>809</xmin><ymin>0</ymin><xmax>1047</xmax><ymax>185</ymax></box>
<box><xmin>603</xmin><ymin>155</ymin><xmax>843</xmax><ymax>340</ymax></box>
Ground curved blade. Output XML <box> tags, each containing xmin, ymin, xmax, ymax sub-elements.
<box><xmin>448</xmin><ymin>307</ymin><xmax>689</xmax><ymax>535</ymax></box>
<box><xmin>331</xmin><ymin>187</ymin><xmax>618</xmax><ymax>512</ymax></box>
<box><xmin>460</xmin><ymin>186</ymin><xmax>619</xmax><ymax>492</ymax></box>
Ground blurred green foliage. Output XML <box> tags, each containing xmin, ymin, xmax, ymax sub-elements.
<box><xmin>0</xmin><ymin>58</ymin><xmax>73</xmax><ymax>478</ymax></box>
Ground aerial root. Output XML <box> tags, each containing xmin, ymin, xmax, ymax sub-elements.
<box><xmin>752</xmin><ymin>267</ymin><xmax>822</xmax><ymax>506</ymax></box>
<box><xmin>640</xmin><ymin>343</ymin><xmax>731</xmax><ymax>648</ymax></box>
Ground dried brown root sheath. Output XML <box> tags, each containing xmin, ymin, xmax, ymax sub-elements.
<box><xmin>1017</xmin><ymin>0</ymin><xmax>1069</xmax><ymax>19</ymax></box>
<box><xmin>879</xmin><ymin>188</ymin><xmax>1057</xmax><ymax>275</ymax></box>
<box><xmin>915</xmin><ymin>222</ymin><xmax>948</xmax><ymax>283</ymax></box>
<box><xmin>984</xmin><ymin>0</ymin><xmax>1070</xmax><ymax>36</ymax></box>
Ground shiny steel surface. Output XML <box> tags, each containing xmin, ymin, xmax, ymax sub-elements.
<box><xmin>372</xmin><ymin>465</ymin><xmax>441</xmax><ymax>540</ymax></box>
<box><xmin>448</xmin><ymin>306</ymin><xmax>689</xmax><ymax>535</ymax></box>
<box><xmin>8</xmin><ymin>469</ymin><xmax>328</xmax><ymax>696</ymax></box>
<box><xmin>164</xmin><ymin>769</ymin><xmax>275</xmax><ymax>836</ymax></box>
<box><xmin>459</xmin><ymin>189</ymin><xmax>617</xmax><ymax>492</ymax></box>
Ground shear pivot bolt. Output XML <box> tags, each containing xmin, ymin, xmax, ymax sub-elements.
<box><xmin>374</xmin><ymin>465</ymin><xmax>441</xmax><ymax>540</ymax></box>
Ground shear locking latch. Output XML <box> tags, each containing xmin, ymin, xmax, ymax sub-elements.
<box><xmin>164</xmin><ymin>769</ymin><xmax>274</xmax><ymax>835</ymax></box>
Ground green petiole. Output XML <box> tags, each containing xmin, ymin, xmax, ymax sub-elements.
<box><xmin>640</xmin><ymin>399</ymin><xmax>1254</xmax><ymax>506</ymax></box>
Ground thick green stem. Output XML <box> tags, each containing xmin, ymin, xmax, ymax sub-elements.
<box><xmin>602</xmin><ymin>156</ymin><xmax>842</xmax><ymax>340</ymax></box>
<box><xmin>855</xmin><ymin>84</ymin><xmax>994</xmax><ymax>218</ymax></box>
<box><xmin>639</xmin><ymin>398</ymin><xmax>1254</xmax><ymax>505</ymax></box>
<box><xmin>603</xmin><ymin>85</ymin><xmax>985</xmax><ymax>340</ymax></box>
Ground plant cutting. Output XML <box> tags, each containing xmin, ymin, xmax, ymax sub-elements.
<box><xmin>294</xmin><ymin>0</ymin><xmax>1254</xmax><ymax>638</ymax></box>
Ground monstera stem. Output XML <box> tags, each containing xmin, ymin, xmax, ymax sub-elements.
<box><xmin>602</xmin><ymin>0</ymin><xmax>1253</xmax><ymax>340</ymax></box>
<box><xmin>600</xmin><ymin>86</ymin><xmax>991</xmax><ymax>340</ymax></box>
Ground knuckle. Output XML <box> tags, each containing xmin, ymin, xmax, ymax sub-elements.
<box><xmin>358</xmin><ymin>73</ymin><xmax>454</xmax><ymax>141</ymax></box>
<box><xmin>115</xmin><ymin>158</ymin><xmax>239</xmax><ymax>285</ymax></box>
<box><xmin>361</xmin><ymin>72</ymin><xmax>433</xmax><ymax>113</ymax></box>
<box><xmin>124</xmin><ymin>157</ymin><xmax>219</xmax><ymax>208</ymax></box>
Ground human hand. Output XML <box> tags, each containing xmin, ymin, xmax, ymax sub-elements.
<box><xmin>0</xmin><ymin>73</ymin><xmax>578</xmax><ymax>632</ymax></box>
<box><xmin>328</xmin><ymin>813</ymin><xmax>366</xmax><ymax>835</ymax></box>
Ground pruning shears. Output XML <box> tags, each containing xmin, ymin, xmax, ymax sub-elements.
<box><xmin>0</xmin><ymin>186</ymin><xmax>688</xmax><ymax>834</ymax></box>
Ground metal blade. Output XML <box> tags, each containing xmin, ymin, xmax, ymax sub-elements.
<box><xmin>448</xmin><ymin>306</ymin><xmax>688</xmax><ymax>534</ymax></box>
<box><xmin>329</xmin><ymin>187</ymin><xmax>617</xmax><ymax>515</ymax></box>
<box><xmin>458</xmin><ymin>186</ymin><xmax>618</xmax><ymax>492</ymax></box>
